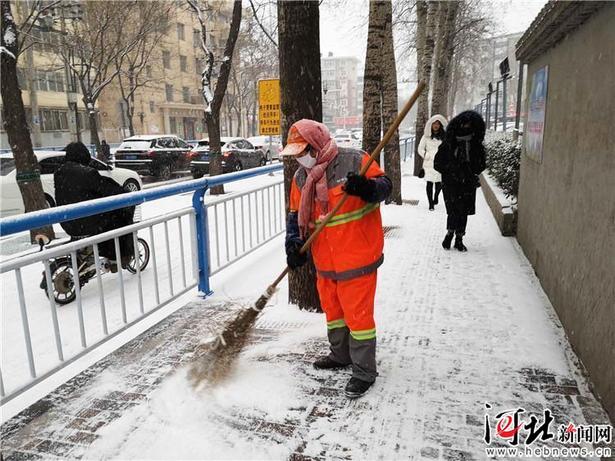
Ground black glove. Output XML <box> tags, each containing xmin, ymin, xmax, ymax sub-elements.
<box><xmin>344</xmin><ymin>172</ymin><xmax>375</xmax><ymax>201</ymax></box>
<box><xmin>286</xmin><ymin>242</ymin><xmax>307</xmax><ymax>269</ymax></box>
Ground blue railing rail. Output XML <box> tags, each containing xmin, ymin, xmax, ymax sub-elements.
<box><xmin>0</xmin><ymin>163</ymin><xmax>283</xmax><ymax>293</ymax></box>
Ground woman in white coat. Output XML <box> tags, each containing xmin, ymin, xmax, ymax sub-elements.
<box><xmin>417</xmin><ymin>114</ymin><xmax>448</xmax><ymax>210</ymax></box>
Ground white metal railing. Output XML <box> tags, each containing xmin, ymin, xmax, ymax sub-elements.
<box><xmin>0</xmin><ymin>166</ymin><xmax>284</xmax><ymax>407</ymax></box>
<box><xmin>206</xmin><ymin>180</ymin><xmax>285</xmax><ymax>275</ymax></box>
<box><xmin>0</xmin><ymin>209</ymin><xmax>197</xmax><ymax>404</ymax></box>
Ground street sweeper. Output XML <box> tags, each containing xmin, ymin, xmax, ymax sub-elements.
<box><xmin>281</xmin><ymin>119</ymin><xmax>392</xmax><ymax>398</ymax></box>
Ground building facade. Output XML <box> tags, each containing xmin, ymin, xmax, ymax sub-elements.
<box><xmin>321</xmin><ymin>53</ymin><xmax>360</xmax><ymax>131</ymax></box>
<box><xmin>0</xmin><ymin>1</ymin><xmax>95</xmax><ymax>148</ymax></box>
<box><xmin>515</xmin><ymin>1</ymin><xmax>615</xmax><ymax>420</ymax></box>
<box><xmin>0</xmin><ymin>1</ymin><xmax>234</xmax><ymax>149</ymax></box>
<box><xmin>97</xmin><ymin>3</ymin><xmax>233</xmax><ymax>143</ymax></box>
<box><xmin>458</xmin><ymin>32</ymin><xmax>523</xmax><ymax>129</ymax></box>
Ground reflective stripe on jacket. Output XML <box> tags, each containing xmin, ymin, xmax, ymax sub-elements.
<box><xmin>289</xmin><ymin>148</ymin><xmax>388</xmax><ymax>280</ymax></box>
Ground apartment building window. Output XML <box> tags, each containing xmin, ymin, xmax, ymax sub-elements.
<box><xmin>40</xmin><ymin>109</ymin><xmax>69</xmax><ymax>131</ymax></box>
<box><xmin>180</xmin><ymin>55</ymin><xmax>187</xmax><ymax>72</ymax></box>
<box><xmin>195</xmin><ymin>58</ymin><xmax>201</xmax><ymax>76</ymax></box>
<box><xmin>193</xmin><ymin>29</ymin><xmax>201</xmax><ymax>48</ymax></box>
<box><xmin>170</xmin><ymin>117</ymin><xmax>177</xmax><ymax>134</ymax></box>
<box><xmin>31</xmin><ymin>28</ymin><xmax>61</xmax><ymax>53</ymax></box>
<box><xmin>163</xmin><ymin>51</ymin><xmax>171</xmax><ymax>69</ymax></box>
<box><xmin>36</xmin><ymin>71</ymin><xmax>65</xmax><ymax>92</ymax></box>
<box><xmin>182</xmin><ymin>87</ymin><xmax>190</xmax><ymax>103</ymax></box>
<box><xmin>149</xmin><ymin>101</ymin><xmax>155</xmax><ymax>113</ymax></box>
<box><xmin>146</xmin><ymin>65</ymin><xmax>152</xmax><ymax>78</ymax></box>
<box><xmin>165</xmin><ymin>84</ymin><xmax>174</xmax><ymax>102</ymax></box>
<box><xmin>177</xmin><ymin>23</ymin><xmax>185</xmax><ymax>41</ymax></box>
<box><xmin>78</xmin><ymin>111</ymin><xmax>92</xmax><ymax>131</ymax></box>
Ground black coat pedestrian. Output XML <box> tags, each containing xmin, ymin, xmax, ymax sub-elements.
<box><xmin>55</xmin><ymin>142</ymin><xmax>134</xmax><ymax>260</ymax></box>
<box><xmin>433</xmin><ymin>111</ymin><xmax>486</xmax><ymax>216</ymax></box>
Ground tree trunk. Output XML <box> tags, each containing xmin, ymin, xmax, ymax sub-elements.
<box><xmin>127</xmin><ymin>113</ymin><xmax>135</xmax><ymax>137</ymax></box>
<box><xmin>431</xmin><ymin>1</ymin><xmax>459</xmax><ymax>117</ymax></box>
<box><xmin>1</xmin><ymin>2</ymin><xmax>54</xmax><ymax>242</ymax></box>
<box><xmin>448</xmin><ymin>50</ymin><xmax>462</xmax><ymax>115</ymax></box>
<box><xmin>414</xmin><ymin>0</ymin><xmax>436</xmax><ymax>175</ymax></box>
<box><xmin>87</xmin><ymin>106</ymin><xmax>101</xmax><ymax>154</ymax></box>
<box><xmin>413</xmin><ymin>0</ymin><xmax>426</xmax><ymax>176</ymax></box>
<box><xmin>227</xmin><ymin>112</ymin><xmax>233</xmax><ymax>140</ymax></box>
<box><xmin>234</xmin><ymin>107</ymin><xmax>242</xmax><ymax>136</ymax></box>
<box><xmin>430</xmin><ymin>1</ymin><xmax>448</xmax><ymax>115</ymax></box>
<box><xmin>278</xmin><ymin>0</ymin><xmax>322</xmax><ymax>312</ymax></box>
<box><xmin>251</xmin><ymin>100</ymin><xmax>256</xmax><ymax>136</ymax></box>
<box><xmin>362</xmin><ymin>0</ymin><xmax>385</xmax><ymax>163</ymax></box>
<box><xmin>126</xmin><ymin>76</ymin><xmax>136</xmax><ymax>136</ymax></box>
<box><xmin>205</xmin><ymin>112</ymin><xmax>224</xmax><ymax>194</ymax></box>
<box><xmin>380</xmin><ymin>0</ymin><xmax>401</xmax><ymax>204</ymax></box>
<box><xmin>211</xmin><ymin>0</ymin><xmax>242</xmax><ymax>194</ymax></box>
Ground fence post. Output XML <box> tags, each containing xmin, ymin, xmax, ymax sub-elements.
<box><xmin>192</xmin><ymin>185</ymin><xmax>213</xmax><ymax>296</ymax></box>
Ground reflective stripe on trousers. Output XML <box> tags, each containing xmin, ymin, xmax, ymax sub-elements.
<box><xmin>318</xmin><ymin>272</ymin><xmax>378</xmax><ymax>382</ymax></box>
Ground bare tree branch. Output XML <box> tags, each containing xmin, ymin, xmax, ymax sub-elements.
<box><xmin>248</xmin><ymin>0</ymin><xmax>278</xmax><ymax>48</ymax></box>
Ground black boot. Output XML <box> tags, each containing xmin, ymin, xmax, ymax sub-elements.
<box><xmin>454</xmin><ymin>235</ymin><xmax>467</xmax><ymax>252</ymax></box>
<box><xmin>345</xmin><ymin>377</ymin><xmax>374</xmax><ymax>399</ymax></box>
<box><xmin>442</xmin><ymin>231</ymin><xmax>454</xmax><ymax>250</ymax></box>
<box><xmin>313</xmin><ymin>356</ymin><xmax>351</xmax><ymax>370</ymax></box>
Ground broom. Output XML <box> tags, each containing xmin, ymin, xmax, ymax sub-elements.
<box><xmin>189</xmin><ymin>81</ymin><xmax>426</xmax><ymax>387</ymax></box>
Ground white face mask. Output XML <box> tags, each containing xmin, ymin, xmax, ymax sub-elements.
<box><xmin>296</xmin><ymin>154</ymin><xmax>316</xmax><ymax>169</ymax></box>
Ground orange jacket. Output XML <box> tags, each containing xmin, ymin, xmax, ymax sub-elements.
<box><xmin>288</xmin><ymin>148</ymin><xmax>390</xmax><ymax>280</ymax></box>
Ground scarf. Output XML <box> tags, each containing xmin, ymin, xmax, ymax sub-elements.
<box><xmin>298</xmin><ymin>138</ymin><xmax>338</xmax><ymax>238</ymax></box>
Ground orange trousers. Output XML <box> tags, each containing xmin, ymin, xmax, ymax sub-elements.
<box><xmin>316</xmin><ymin>271</ymin><xmax>377</xmax><ymax>339</ymax></box>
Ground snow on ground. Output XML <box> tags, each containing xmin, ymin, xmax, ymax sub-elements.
<box><xmin>0</xmin><ymin>171</ymin><xmax>283</xmax><ymax>419</ymax></box>
<box><xmin>73</xmin><ymin>162</ymin><xmax>607</xmax><ymax>459</ymax></box>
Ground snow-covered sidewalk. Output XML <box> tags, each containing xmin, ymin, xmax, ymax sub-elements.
<box><xmin>1</xmin><ymin>171</ymin><xmax>612</xmax><ymax>460</ymax></box>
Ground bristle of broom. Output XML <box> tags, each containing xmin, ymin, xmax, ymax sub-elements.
<box><xmin>254</xmin><ymin>294</ymin><xmax>269</xmax><ymax>312</ymax></box>
<box><xmin>188</xmin><ymin>287</ymin><xmax>276</xmax><ymax>388</ymax></box>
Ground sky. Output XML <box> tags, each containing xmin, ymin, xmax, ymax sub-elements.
<box><xmin>319</xmin><ymin>0</ymin><xmax>548</xmax><ymax>66</ymax></box>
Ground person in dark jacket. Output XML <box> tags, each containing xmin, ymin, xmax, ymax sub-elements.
<box><xmin>98</xmin><ymin>140</ymin><xmax>111</xmax><ymax>163</ymax></box>
<box><xmin>433</xmin><ymin>110</ymin><xmax>486</xmax><ymax>252</ymax></box>
<box><xmin>55</xmin><ymin>142</ymin><xmax>134</xmax><ymax>268</ymax></box>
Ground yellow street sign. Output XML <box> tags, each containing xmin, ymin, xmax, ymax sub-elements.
<box><xmin>258</xmin><ymin>79</ymin><xmax>280</xmax><ymax>136</ymax></box>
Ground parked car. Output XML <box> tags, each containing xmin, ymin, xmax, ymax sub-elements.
<box><xmin>190</xmin><ymin>137</ymin><xmax>267</xmax><ymax>179</ymax></box>
<box><xmin>247</xmin><ymin>135</ymin><xmax>282</xmax><ymax>162</ymax></box>
<box><xmin>0</xmin><ymin>151</ymin><xmax>142</xmax><ymax>218</ymax></box>
<box><xmin>113</xmin><ymin>135</ymin><xmax>193</xmax><ymax>180</ymax></box>
<box><xmin>334</xmin><ymin>132</ymin><xmax>361</xmax><ymax>148</ymax></box>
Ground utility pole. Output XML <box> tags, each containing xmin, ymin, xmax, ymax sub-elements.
<box><xmin>17</xmin><ymin>1</ymin><xmax>42</xmax><ymax>147</ymax></box>
<box><xmin>499</xmin><ymin>57</ymin><xmax>510</xmax><ymax>132</ymax></box>
<box><xmin>24</xmin><ymin>46</ymin><xmax>42</xmax><ymax>147</ymax></box>
<box><xmin>59</xmin><ymin>3</ymin><xmax>81</xmax><ymax>142</ymax></box>
<box><xmin>494</xmin><ymin>80</ymin><xmax>500</xmax><ymax>131</ymax></box>
<box><xmin>513</xmin><ymin>62</ymin><xmax>525</xmax><ymax>141</ymax></box>
<box><xmin>486</xmin><ymin>82</ymin><xmax>493</xmax><ymax>129</ymax></box>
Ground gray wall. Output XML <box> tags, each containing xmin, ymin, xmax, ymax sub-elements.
<box><xmin>517</xmin><ymin>5</ymin><xmax>615</xmax><ymax>420</ymax></box>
